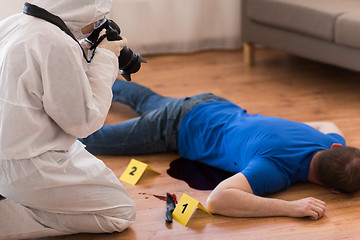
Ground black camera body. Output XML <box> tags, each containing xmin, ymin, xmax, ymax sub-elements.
<box><xmin>86</xmin><ymin>19</ymin><xmax>146</xmax><ymax>81</ymax></box>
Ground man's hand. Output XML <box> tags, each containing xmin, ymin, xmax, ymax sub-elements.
<box><xmin>287</xmin><ymin>197</ymin><xmax>326</xmax><ymax>220</ymax></box>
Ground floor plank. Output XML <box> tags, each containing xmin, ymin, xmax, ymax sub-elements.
<box><xmin>43</xmin><ymin>48</ymin><xmax>360</xmax><ymax>240</ymax></box>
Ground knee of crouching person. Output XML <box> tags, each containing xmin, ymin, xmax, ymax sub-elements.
<box><xmin>128</xmin><ymin>200</ymin><xmax>136</xmax><ymax>221</ymax></box>
<box><xmin>107</xmin><ymin>200</ymin><xmax>136</xmax><ymax>232</ymax></box>
<box><xmin>121</xmin><ymin>199</ymin><xmax>136</xmax><ymax>222</ymax></box>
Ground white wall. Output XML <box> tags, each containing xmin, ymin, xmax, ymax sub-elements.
<box><xmin>0</xmin><ymin>0</ymin><xmax>242</xmax><ymax>55</ymax></box>
<box><xmin>109</xmin><ymin>0</ymin><xmax>242</xmax><ymax>55</ymax></box>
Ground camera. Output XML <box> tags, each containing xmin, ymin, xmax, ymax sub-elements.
<box><xmin>86</xmin><ymin>19</ymin><xmax>146</xmax><ymax>81</ymax></box>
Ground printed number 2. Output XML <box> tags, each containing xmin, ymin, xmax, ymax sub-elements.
<box><xmin>129</xmin><ymin>166</ymin><xmax>137</xmax><ymax>176</ymax></box>
<box><xmin>182</xmin><ymin>203</ymin><xmax>188</xmax><ymax>214</ymax></box>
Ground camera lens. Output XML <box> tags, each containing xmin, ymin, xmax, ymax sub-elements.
<box><xmin>118</xmin><ymin>46</ymin><xmax>146</xmax><ymax>81</ymax></box>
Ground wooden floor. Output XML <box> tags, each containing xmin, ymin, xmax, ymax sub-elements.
<box><xmin>44</xmin><ymin>48</ymin><xmax>360</xmax><ymax>240</ymax></box>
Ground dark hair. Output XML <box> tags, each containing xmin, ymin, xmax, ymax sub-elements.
<box><xmin>313</xmin><ymin>146</ymin><xmax>360</xmax><ymax>193</ymax></box>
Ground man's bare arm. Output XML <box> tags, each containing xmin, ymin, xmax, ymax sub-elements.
<box><xmin>304</xmin><ymin>121</ymin><xmax>343</xmax><ymax>137</ymax></box>
<box><xmin>206</xmin><ymin>173</ymin><xmax>326</xmax><ymax>220</ymax></box>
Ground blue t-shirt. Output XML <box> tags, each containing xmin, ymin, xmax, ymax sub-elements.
<box><xmin>178</xmin><ymin>101</ymin><xmax>345</xmax><ymax>196</ymax></box>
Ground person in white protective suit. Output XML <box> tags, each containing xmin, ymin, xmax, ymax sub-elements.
<box><xmin>0</xmin><ymin>0</ymin><xmax>136</xmax><ymax>239</ymax></box>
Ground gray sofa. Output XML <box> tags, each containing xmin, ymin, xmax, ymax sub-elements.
<box><xmin>241</xmin><ymin>0</ymin><xmax>360</xmax><ymax>71</ymax></box>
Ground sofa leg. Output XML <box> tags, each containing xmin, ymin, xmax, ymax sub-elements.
<box><xmin>243</xmin><ymin>42</ymin><xmax>255</xmax><ymax>65</ymax></box>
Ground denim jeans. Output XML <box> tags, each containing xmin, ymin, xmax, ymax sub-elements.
<box><xmin>79</xmin><ymin>80</ymin><xmax>228</xmax><ymax>155</ymax></box>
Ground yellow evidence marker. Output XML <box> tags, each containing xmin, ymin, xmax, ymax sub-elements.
<box><xmin>119</xmin><ymin>159</ymin><xmax>160</xmax><ymax>185</ymax></box>
<box><xmin>172</xmin><ymin>193</ymin><xmax>212</xmax><ymax>226</ymax></box>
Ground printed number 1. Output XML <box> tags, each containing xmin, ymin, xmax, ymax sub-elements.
<box><xmin>129</xmin><ymin>166</ymin><xmax>137</xmax><ymax>176</ymax></box>
<box><xmin>182</xmin><ymin>203</ymin><xmax>188</xmax><ymax>214</ymax></box>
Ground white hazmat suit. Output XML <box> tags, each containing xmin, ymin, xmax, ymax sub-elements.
<box><xmin>0</xmin><ymin>0</ymin><xmax>136</xmax><ymax>239</ymax></box>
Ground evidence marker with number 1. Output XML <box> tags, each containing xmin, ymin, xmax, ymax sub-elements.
<box><xmin>172</xmin><ymin>193</ymin><xmax>212</xmax><ymax>226</ymax></box>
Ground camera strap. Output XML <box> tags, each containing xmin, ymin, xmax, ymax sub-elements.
<box><xmin>23</xmin><ymin>2</ymin><xmax>90</xmax><ymax>63</ymax></box>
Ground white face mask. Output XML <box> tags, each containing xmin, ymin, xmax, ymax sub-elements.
<box><xmin>73</xmin><ymin>29</ymin><xmax>91</xmax><ymax>40</ymax></box>
<box><xmin>73</xmin><ymin>18</ymin><xmax>106</xmax><ymax>40</ymax></box>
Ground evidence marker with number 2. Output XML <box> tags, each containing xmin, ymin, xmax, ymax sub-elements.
<box><xmin>119</xmin><ymin>159</ymin><xmax>160</xmax><ymax>185</ymax></box>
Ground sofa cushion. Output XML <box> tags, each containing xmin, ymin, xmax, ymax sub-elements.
<box><xmin>247</xmin><ymin>0</ymin><xmax>360</xmax><ymax>42</ymax></box>
<box><xmin>335</xmin><ymin>10</ymin><xmax>360</xmax><ymax>48</ymax></box>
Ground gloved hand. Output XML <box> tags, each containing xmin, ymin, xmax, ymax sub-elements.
<box><xmin>98</xmin><ymin>29</ymin><xmax>127</xmax><ymax>57</ymax></box>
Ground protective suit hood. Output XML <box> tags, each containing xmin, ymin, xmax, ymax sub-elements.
<box><xmin>26</xmin><ymin>0</ymin><xmax>112</xmax><ymax>37</ymax></box>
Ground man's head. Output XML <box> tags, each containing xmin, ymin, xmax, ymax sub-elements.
<box><xmin>313</xmin><ymin>144</ymin><xmax>360</xmax><ymax>193</ymax></box>
<box><xmin>27</xmin><ymin>0</ymin><xmax>112</xmax><ymax>39</ymax></box>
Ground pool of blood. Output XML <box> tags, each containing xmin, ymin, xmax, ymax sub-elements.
<box><xmin>166</xmin><ymin>158</ymin><xmax>234</xmax><ymax>190</ymax></box>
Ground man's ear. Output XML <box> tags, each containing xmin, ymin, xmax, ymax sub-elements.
<box><xmin>331</xmin><ymin>143</ymin><xmax>343</xmax><ymax>149</ymax></box>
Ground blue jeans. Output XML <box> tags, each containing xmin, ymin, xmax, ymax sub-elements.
<box><xmin>79</xmin><ymin>80</ymin><xmax>228</xmax><ymax>155</ymax></box>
